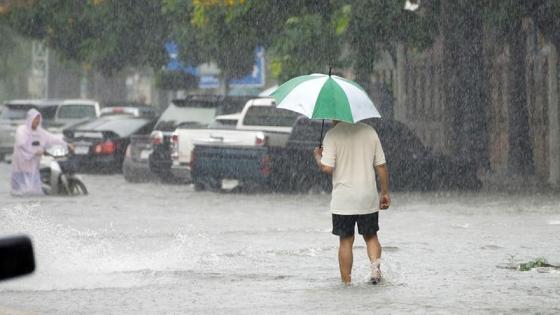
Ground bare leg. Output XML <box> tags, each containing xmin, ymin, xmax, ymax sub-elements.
<box><xmin>364</xmin><ymin>233</ymin><xmax>382</xmax><ymax>283</ymax></box>
<box><xmin>363</xmin><ymin>233</ymin><xmax>382</xmax><ymax>262</ymax></box>
<box><xmin>338</xmin><ymin>235</ymin><xmax>355</xmax><ymax>284</ymax></box>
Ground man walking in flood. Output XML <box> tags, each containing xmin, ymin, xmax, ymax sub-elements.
<box><xmin>314</xmin><ymin>120</ymin><xmax>390</xmax><ymax>285</ymax></box>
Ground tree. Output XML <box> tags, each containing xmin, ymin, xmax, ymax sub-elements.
<box><xmin>268</xmin><ymin>9</ymin><xmax>346</xmax><ymax>82</ymax></box>
<box><xmin>347</xmin><ymin>0</ymin><xmax>439</xmax><ymax>88</ymax></box>
<box><xmin>441</xmin><ymin>0</ymin><xmax>489</xmax><ymax>169</ymax></box>
<box><xmin>482</xmin><ymin>0</ymin><xmax>560</xmax><ymax>175</ymax></box>
<box><xmin>4</xmin><ymin>0</ymin><xmax>169</xmax><ymax>75</ymax></box>
<box><xmin>0</xmin><ymin>24</ymin><xmax>31</xmax><ymax>100</ymax></box>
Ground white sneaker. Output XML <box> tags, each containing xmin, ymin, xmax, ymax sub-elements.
<box><xmin>370</xmin><ymin>259</ymin><xmax>382</xmax><ymax>285</ymax></box>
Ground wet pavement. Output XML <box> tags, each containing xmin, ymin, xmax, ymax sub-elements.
<box><xmin>0</xmin><ymin>163</ymin><xmax>559</xmax><ymax>314</ymax></box>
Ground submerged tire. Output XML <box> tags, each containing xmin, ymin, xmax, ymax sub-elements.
<box><xmin>193</xmin><ymin>181</ymin><xmax>206</xmax><ymax>191</ymax></box>
<box><xmin>67</xmin><ymin>178</ymin><xmax>88</xmax><ymax>195</ymax></box>
<box><xmin>294</xmin><ymin>175</ymin><xmax>331</xmax><ymax>194</ymax></box>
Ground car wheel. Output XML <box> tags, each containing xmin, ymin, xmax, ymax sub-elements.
<box><xmin>295</xmin><ymin>175</ymin><xmax>330</xmax><ymax>194</ymax></box>
<box><xmin>123</xmin><ymin>165</ymin><xmax>140</xmax><ymax>183</ymax></box>
<box><xmin>123</xmin><ymin>172</ymin><xmax>142</xmax><ymax>183</ymax></box>
<box><xmin>193</xmin><ymin>181</ymin><xmax>206</xmax><ymax>191</ymax></box>
<box><xmin>67</xmin><ymin>178</ymin><xmax>88</xmax><ymax>195</ymax></box>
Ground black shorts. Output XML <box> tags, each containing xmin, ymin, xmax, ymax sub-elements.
<box><xmin>332</xmin><ymin>212</ymin><xmax>379</xmax><ymax>237</ymax></box>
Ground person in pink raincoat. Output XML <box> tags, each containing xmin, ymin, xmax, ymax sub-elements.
<box><xmin>10</xmin><ymin>108</ymin><xmax>70</xmax><ymax>196</ymax></box>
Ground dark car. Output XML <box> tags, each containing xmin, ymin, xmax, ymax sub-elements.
<box><xmin>63</xmin><ymin>116</ymin><xmax>157</xmax><ymax>173</ymax></box>
<box><xmin>149</xmin><ymin>95</ymin><xmax>249</xmax><ymax>182</ymax></box>
<box><xmin>284</xmin><ymin>117</ymin><xmax>482</xmax><ymax>192</ymax></box>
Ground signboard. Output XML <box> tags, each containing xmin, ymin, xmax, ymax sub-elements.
<box><xmin>164</xmin><ymin>41</ymin><xmax>198</xmax><ymax>76</ymax></box>
<box><xmin>165</xmin><ymin>41</ymin><xmax>265</xmax><ymax>89</ymax></box>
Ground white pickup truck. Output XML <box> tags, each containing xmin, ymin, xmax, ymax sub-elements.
<box><xmin>169</xmin><ymin>97</ymin><xmax>300</xmax><ymax>183</ymax></box>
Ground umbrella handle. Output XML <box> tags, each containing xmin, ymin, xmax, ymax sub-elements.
<box><xmin>319</xmin><ymin>119</ymin><xmax>325</xmax><ymax>148</ymax></box>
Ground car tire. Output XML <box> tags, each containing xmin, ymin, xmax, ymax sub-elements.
<box><xmin>294</xmin><ymin>174</ymin><xmax>331</xmax><ymax>194</ymax></box>
<box><xmin>193</xmin><ymin>181</ymin><xmax>206</xmax><ymax>191</ymax></box>
<box><xmin>67</xmin><ymin>178</ymin><xmax>88</xmax><ymax>195</ymax></box>
<box><xmin>123</xmin><ymin>170</ymin><xmax>142</xmax><ymax>183</ymax></box>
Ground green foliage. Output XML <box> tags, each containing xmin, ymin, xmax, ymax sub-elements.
<box><xmin>0</xmin><ymin>24</ymin><xmax>21</xmax><ymax>80</ymax></box>
<box><xmin>518</xmin><ymin>257</ymin><xmax>550</xmax><ymax>271</ymax></box>
<box><xmin>269</xmin><ymin>13</ymin><xmax>343</xmax><ymax>82</ymax></box>
<box><xmin>191</xmin><ymin>2</ymin><xmax>258</xmax><ymax>81</ymax></box>
<box><xmin>7</xmin><ymin>0</ymin><xmax>560</xmax><ymax>94</ymax></box>
<box><xmin>6</xmin><ymin>0</ymin><xmax>169</xmax><ymax>75</ymax></box>
<box><xmin>347</xmin><ymin>0</ymin><xmax>438</xmax><ymax>84</ymax></box>
<box><xmin>0</xmin><ymin>25</ymin><xmax>31</xmax><ymax>100</ymax></box>
<box><xmin>156</xmin><ymin>70</ymin><xmax>198</xmax><ymax>90</ymax></box>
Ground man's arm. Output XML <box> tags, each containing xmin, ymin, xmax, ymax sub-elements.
<box><xmin>374</xmin><ymin>164</ymin><xmax>391</xmax><ymax>209</ymax></box>
<box><xmin>313</xmin><ymin>147</ymin><xmax>334</xmax><ymax>175</ymax></box>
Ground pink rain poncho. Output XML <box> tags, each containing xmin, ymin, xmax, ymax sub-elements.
<box><xmin>10</xmin><ymin>109</ymin><xmax>67</xmax><ymax>196</ymax></box>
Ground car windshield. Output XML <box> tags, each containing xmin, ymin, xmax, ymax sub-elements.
<box><xmin>0</xmin><ymin>105</ymin><xmax>31</xmax><ymax>120</ymax></box>
<box><xmin>154</xmin><ymin>104</ymin><xmax>217</xmax><ymax>131</ymax></box>
<box><xmin>73</xmin><ymin>117</ymin><xmax>150</xmax><ymax>137</ymax></box>
<box><xmin>0</xmin><ymin>104</ymin><xmax>57</xmax><ymax>122</ymax></box>
<box><xmin>58</xmin><ymin>104</ymin><xmax>97</xmax><ymax>119</ymax></box>
<box><xmin>243</xmin><ymin>106</ymin><xmax>300</xmax><ymax>127</ymax></box>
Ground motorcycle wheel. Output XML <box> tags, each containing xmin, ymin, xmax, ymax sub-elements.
<box><xmin>67</xmin><ymin>178</ymin><xmax>88</xmax><ymax>195</ymax></box>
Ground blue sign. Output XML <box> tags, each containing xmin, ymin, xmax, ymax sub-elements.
<box><xmin>165</xmin><ymin>42</ymin><xmax>265</xmax><ymax>89</ymax></box>
<box><xmin>164</xmin><ymin>41</ymin><xmax>198</xmax><ymax>76</ymax></box>
<box><xmin>199</xmin><ymin>47</ymin><xmax>265</xmax><ymax>89</ymax></box>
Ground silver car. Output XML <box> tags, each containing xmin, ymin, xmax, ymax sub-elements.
<box><xmin>0</xmin><ymin>99</ymin><xmax>100</xmax><ymax>162</ymax></box>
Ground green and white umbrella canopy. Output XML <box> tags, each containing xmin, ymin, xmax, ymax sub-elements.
<box><xmin>270</xmin><ymin>73</ymin><xmax>381</xmax><ymax>123</ymax></box>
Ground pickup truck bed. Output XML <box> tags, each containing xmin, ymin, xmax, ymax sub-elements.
<box><xmin>191</xmin><ymin>143</ymin><xmax>289</xmax><ymax>191</ymax></box>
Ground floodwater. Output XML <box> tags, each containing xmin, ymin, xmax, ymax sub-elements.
<box><xmin>0</xmin><ymin>163</ymin><xmax>559</xmax><ymax>314</ymax></box>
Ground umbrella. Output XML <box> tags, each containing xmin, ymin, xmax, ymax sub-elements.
<box><xmin>270</xmin><ymin>71</ymin><xmax>380</xmax><ymax>145</ymax></box>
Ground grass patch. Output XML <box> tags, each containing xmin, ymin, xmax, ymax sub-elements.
<box><xmin>518</xmin><ymin>257</ymin><xmax>550</xmax><ymax>271</ymax></box>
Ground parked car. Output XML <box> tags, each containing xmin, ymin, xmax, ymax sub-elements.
<box><xmin>63</xmin><ymin>115</ymin><xmax>156</xmax><ymax>173</ymax></box>
<box><xmin>100</xmin><ymin>101</ymin><xmax>159</xmax><ymax>118</ymax></box>
<box><xmin>167</xmin><ymin>112</ymin><xmax>242</xmax><ymax>182</ymax></box>
<box><xmin>122</xmin><ymin>133</ymin><xmax>159</xmax><ymax>182</ymax></box>
<box><xmin>149</xmin><ymin>95</ymin><xmax>249</xmax><ymax>182</ymax></box>
<box><xmin>0</xmin><ymin>99</ymin><xmax>100</xmax><ymax>162</ymax></box>
<box><xmin>190</xmin><ymin>97</ymin><xmax>301</xmax><ymax>191</ymax></box>
<box><xmin>122</xmin><ymin>112</ymin><xmax>242</xmax><ymax>183</ymax></box>
<box><xmin>284</xmin><ymin>117</ymin><xmax>482</xmax><ymax>192</ymax></box>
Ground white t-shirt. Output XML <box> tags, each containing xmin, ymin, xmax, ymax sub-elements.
<box><xmin>321</xmin><ymin>122</ymin><xmax>386</xmax><ymax>215</ymax></box>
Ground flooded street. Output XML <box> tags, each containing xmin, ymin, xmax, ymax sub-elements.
<box><xmin>1</xmin><ymin>163</ymin><xmax>559</xmax><ymax>314</ymax></box>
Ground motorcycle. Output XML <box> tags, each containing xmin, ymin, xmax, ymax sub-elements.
<box><xmin>40</xmin><ymin>145</ymin><xmax>88</xmax><ymax>195</ymax></box>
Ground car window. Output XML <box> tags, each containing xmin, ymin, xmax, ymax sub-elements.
<box><xmin>58</xmin><ymin>104</ymin><xmax>97</xmax><ymax>119</ymax></box>
<box><xmin>134</xmin><ymin>119</ymin><xmax>158</xmax><ymax>135</ymax></box>
<box><xmin>1</xmin><ymin>105</ymin><xmax>32</xmax><ymax>120</ymax></box>
<box><xmin>289</xmin><ymin>118</ymin><xmax>332</xmax><ymax>141</ymax></box>
<box><xmin>208</xmin><ymin>118</ymin><xmax>238</xmax><ymax>129</ymax></box>
<box><xmin>1</xmin><ymin>104</ymin><xmax>59</xmax><ymax>122</ymax></box>
<box><xmin>243</xmin><ymin>106</ymin><xmax>300</xmax><ymax>127</ymax></box>
<box><xmin>155</xmin><ymin>104</ymin><xmax>217</xmax><ymax>131</ymax></box>
<box><xmin>39</xmin><ymin>106</ymin><xmax>58</xmax><ymax>122</ymax></box>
